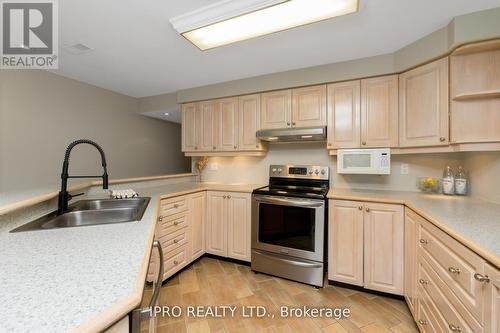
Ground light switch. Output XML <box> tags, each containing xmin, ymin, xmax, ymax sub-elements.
<box><xmin>209</xmin><ymin>162</ymin><xmax>218</xmax><ymax>171</ymax></box>
<box><xmin>400</xmin><ymin>163</ymin><xmax>409</xmax><ymax>175</ymax></box>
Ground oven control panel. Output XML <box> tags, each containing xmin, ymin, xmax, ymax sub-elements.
<box><xmin>269</xmin><ymin>165</ymin><xmax>329</xmax><ymax>179</ymax></box>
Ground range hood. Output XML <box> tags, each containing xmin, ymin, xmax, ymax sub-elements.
<box><xmin>256</xmin><ymin>126</ymin><xmax>326</xmax><ymax>142</ymax></box>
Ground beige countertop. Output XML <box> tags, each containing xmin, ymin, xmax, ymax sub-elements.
<box><xmin>328</xmin><ymin>188</ymin><xmax>500</xmax><ymax>269</ymax></box>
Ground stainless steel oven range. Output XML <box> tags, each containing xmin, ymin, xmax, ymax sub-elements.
<box><xmin>251</xmin><ymin>165</ymin><xmax>329</xmax><ymax>287</ymax></box>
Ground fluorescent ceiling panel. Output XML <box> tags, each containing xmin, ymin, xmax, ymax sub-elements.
<box><xmin>171</xmin><ymin>0</ymin><xmax>359</xmax><ymax>50</ymax></box>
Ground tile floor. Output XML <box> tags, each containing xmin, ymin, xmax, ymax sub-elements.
<box><xmin>142</xmin><ymin>257</ymin><xmax>419</xmax><ymax>333</ymax></box>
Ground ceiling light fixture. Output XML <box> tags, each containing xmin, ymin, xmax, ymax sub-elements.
<box><xmin>164</xmin><ymin>112</ymin><xmax>169</xmax><ymax>116</ymax></box>
<box><xmin>170</xmin><ymin>0</ymin><xmax>359</xmax><ymax>50</ymax></box>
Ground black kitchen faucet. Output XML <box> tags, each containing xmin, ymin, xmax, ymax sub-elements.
<box><xmin>57</xmin><ymin>139</ymin><xmax>109</xmax><ymax>214</ymax></box>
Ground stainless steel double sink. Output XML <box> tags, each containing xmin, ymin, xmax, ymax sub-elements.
<box><xmin>10</xmin><ymin>197</ymin><xmax>151</xmax><ymax>232</ymax></box>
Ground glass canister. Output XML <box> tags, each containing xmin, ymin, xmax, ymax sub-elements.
<box><xmin>442</xmin><ymin>166</ymin><xmax>455</xmax><ymax>195</ymax></box>
<box><xmin>455</xmin><ymin>166</ymin><xmax>468</xmax><ymax>195</ymax></box>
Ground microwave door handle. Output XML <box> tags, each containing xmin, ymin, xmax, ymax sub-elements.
<box><xmin>254</xmin><ymin>196</ymin><xmax>324</xmax><ymax>208</ymax></box>
<box><xmin>131</xmin><ymin>240</ymin><xmax>164</xmax><ymax>333</ymax></box>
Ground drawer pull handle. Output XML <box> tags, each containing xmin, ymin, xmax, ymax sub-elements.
<box><xmin>448</xmin><ymin>267</ymin><xmax>461</xmax><ymax>274</ymax></box>
<box><xmin>474</xmin><ymin>273</ymin><xmax>490</xmax><ymax>283</ymax></box>
<box><xmin>419</xmin><ymin>279</ymin><xmax>429</xmax><ymax>285</ymax></box>
<box><xmin>448</xmin><ymin>324</ymin><xmax>461</xmax><ymax>332</ymax></box>
<box><xmin>173</xmin><ymin>260</ymin><xmax>179</xmax><ymax>265</ymax></box>
<box><xmin>173</xmin><ymin>204</ymin><xmax>179</xmax><ymax>208</ymax></box>
<box><xmin>158</xmin><ymin>216</ymin><xmax>163</xmax><ymax>222</ymax></box>
<box><xmin>418</xmin><ymin>319</ymin><xmax>427</xmax><ymax>325</ymax></box>
<box><xmin>173</xmin><ymin>221</ymin><xmax>180</xmax><ymax>226</ymax></box>
<box><xmin>419</xmin><ymin>239</ymin><xmax>428</xmax><ymax>244</ymax></box>
<box><xmin>173</xmin><ymin>239</ymin><xmax>179</xmax><ymax>244</ymax></box>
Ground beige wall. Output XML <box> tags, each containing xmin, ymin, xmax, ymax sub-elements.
<box><xmin>196</xmin><ymin>144</ymin><xmax>464</xmax><ymax>192</ymax></box>
<box><xmin>463</xmin><ymin>152</ymin><xmax>500</xmax><ymax>204</ymax></box>
<box><xmin>0</xmin><ymin>70</ymin><xmax>190</xmax><ymax>192</ymax></box>
<box><xmin>177</xmin><ymin>7</ymin><xmax>500</xmax><ymax>103</ymax></box>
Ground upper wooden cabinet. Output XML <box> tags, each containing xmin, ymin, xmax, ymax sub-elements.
<box><xmin>327</xmin><ymin>81</ymin><xmax>361</xmax><ymax>149</ymax></box>
<box><xmin>261</xmin><ymin>89</ymin><xmax>291</xmax><ymax>129</ymax></box>
<box><xmin>399</xmin><ymin>58</ymin><xmax>449</xmax><ymax>147</ymax></box>
<box><xmin>217</xmin><ymin>97</ymin><xmax>238</xmax><ymax>151</ymax></box>
<box><xmin>181</xmin><ymin>102</ymin><xmax>199</xmax><ymax>152</ymax></box>
<box><xmin>199</xmin><ymin>100</ymin><xmax>218</xmax><ymax>151</ymax></box>
<box><xmin>361</xmin><ymin>75</ymin><xmax>399</xmax><ymax>147</ymax></box>
<box><xmin>238</xmin><ymin>94</ymin><xmax>264</xmax><ymax>151</ymax></box>
<box><xmin>450</xmin><ymin>41</ymin><xmax>500</xmax><ymax>143</ymax></box>
<box><xmin>291</xmin><ymin>85</ymin><xmax>327</xmax><ymax>127</ymax></box>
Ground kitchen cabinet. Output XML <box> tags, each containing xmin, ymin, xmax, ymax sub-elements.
<box><xmin>399</xmin><ymin>58</ymin><xmax>449</xmax><ymax>147</ymax></box>
<box><xmin>206</xmin><ymin>191</ymin><xmax>227</xmax><ymax>256</ymax></box>
<box><xmin>360</xmin><ymin>75</ymin><xmax>399</xmax><ymax>147</ymax></box>
<box><xmin>226</xmin><ymin>192</ymin><xmax>252</xmax><ymax>261</ymax></box>
<box><xmin>217</xmin><ymin>97</ymin><xmax>238</xmax><ymax>151</ymax></box>
<box><xmin>363</xmin><ymin>202</ymin><xmax>404</xmax><ymax>295</ymax></box>
<box><xmin>238</xmin><ymin>94</ymin><xmax>264</xmax><ymax>151</ymax></box>
<box><xmin>404</xmin><ymin>208</ymin><xmax>418</xmax><ymax>316</ymax></box>
<box><xmin>190</xmin><ymin>192</ymin><xmax>205</xmax><ymax>260</ymax></box>
<box><xmin>181</xmin><ymin>102</ymin><xmax>199</xmax><ymax>152</ymax></box>
<box><xmin>206</xmin><ymin>191</ymin><xmax>251</xmax><ymax>261</ymax></box>
<box><xmin>261</xmin><ymin>89</ymin><xmax>292</xmax><ymax>130</ymax></box>
<box><xmin>328</xmin><ymin>200</ymin><xmax>364</xmax><ymax>286</ymax></box>
<box><xmin>199</xmin><ymin>100</ymin><xmax>218</xmax><ymax>151</ymax></box>
<box><xmin>328</xmin><ymin>200</ymin><xmax>403</xmax><ymax>295</ymax></box>
<box><xmin>327</xmin><ymin>81</ymin><xmax>361</xmax><ymax>149</ymax></box>
<box><xmin>291</xmin><ymin>85</ymin><xmax>327</xmax><ymax>128</ymax></box>
<box><xmin>485</xmin><ymin>264</ymin><xmax>500</xmax><ymax>333</ymax></box>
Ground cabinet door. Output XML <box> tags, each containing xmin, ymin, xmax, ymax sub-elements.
<box><xmin>399</xmin><ymin>58</ymin><xmax>449</xmax><ymax>147</ymax></box>
<box><xmin>199</xmin><ymin>100</ymin><xmax>218</xmax><ymax>151</ymax></box>
<box><xmin>404</xmin><ymin>208</ymin><xmax>418</xmax><ymax>316</ymax></box>
<box><xmin>239</xmin><ymin>94</ymin><xmax>263</xmax><ymax>151</ymax></box>
<box><xmin>181</xmin><ymin>103</ymin><xmax>198</xmax><ymax>152</ymax></box>
<box><xmin>206</xmin><ymin>192</ymin><xmax>227</xmax><ymax>256</ymax></box>
<box><xmin>190</xmin><ymin>192</ymin><xmax>205</xmax><ymax>260</ymax></box>
<box><xmin>218</xmin><ymin>97</ymin><xmax>238</xmax><ymax>151</ymax></box>
<box><xmin>485</xmin><ymin>264</ymin><xmax>500</xmax><ymax>333</ymax></box>
<box><xmin>327</xmin><ymin>81</ymin><xmax>361</xmax><ymax>149</ymax></box>
<box><xmin>261</xmin><ymin>89</ymin><xmax>291</xmax><ymax>129</ymax></box>
<box><xmin>227</xmin><ymin>192</ymin><xmax>251</xmax><ymax>262</ymax></box>
<box><xmin>361</xmin><ymin>75</ymin><xmax>399</xmax><ymax>147</ymax></box>
<box><xmin>292</xmin><ymin>85</ymin><xmax>327</xmax><ymax>127</ymax></box>
<box><xmin>363</xmin><ymin>202</ymin><xmax>404</xmax><ymax>295</ymax></box>
<box><xmin>328</xmin><ymin>200</ymin><xmax>364</xmax><ymax>286</ymax></box>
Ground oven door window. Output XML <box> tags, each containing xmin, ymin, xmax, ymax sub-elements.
<box><xmin>258</xmin><ymin>203</ymin><xmax>315</xmax><ymax>252</ymax></box>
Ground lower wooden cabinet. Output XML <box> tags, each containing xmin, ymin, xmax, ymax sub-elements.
<box><xmin>328</xmin><ymin>199</ymin><xmax>404</xmax><ymax>295</ymax></box>
<box><xmin>206</xmin><ymin>191</ymin><xmax>251</xmax><ymax>261</ymax></box>
<box><xmin>485</xmin><ymin>264</ymin><xmax>500</xmax><ymax>333</ymax></box>
<box><xmin>404</xmin><ymin>208</ymin><xmax>418</xmax><ymax>316</ymax></box>
<box><xmin>190</xmin><ymin>192</ymin><xmax>205</xmax><ymax>260</ymax></box>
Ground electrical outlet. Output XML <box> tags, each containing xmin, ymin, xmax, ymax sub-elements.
<box><xmin>400</xmin><ymin>163</ymin><xmax>409</xmax><ymax>175</ymax></box>
<box><xmin>209</xmin><ymin>162</ymin><xmax>218</xmax><ymax>171</ymax></box>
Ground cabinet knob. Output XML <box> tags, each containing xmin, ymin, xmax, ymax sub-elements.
<box><xmin>213</xmin><ymin>146</ymin><xmax>216</xmax><ymax>150</ymax></box>
<box><xmin>419</xmin><ymin>239</ymin><xmax>428</xmax><ymax>244</ymax></box>
<box><xmin>358</xmin><ymin>206</ymin><xmax>363</xmax><ymax>210</ymax></box>
<box><xmin>174</xmin><ymin>221</ymin><xmax>180</xmax><ymax>226</ymax></box>
<box><xmin>173</xmin><ymin>239</ymin><xmax>179</xmax><ymax>244</ymax></box>
<box><xmin>158</xmin><ymin>216</ymin><xmax>163</xmax><ymax>222</ymax></box>
<box><xmin>328</xmin><ymin>143</ymin><xmax>332</xmax><ymax>146</ymax></box>
<box><xmin>448</xmin><ymin>267</ymin><xmax>461</xmax><ymax>274</ymax></box>
<box><xmin>256</xmin><ymin>145</ymin><xmax>259</xmax><ymax>148</ymax></box>
<box><xmin>227</xmin><ymin>195</ymin><xmax>231</xmax><ymax>199</ymax></box>
<box><xmin>474</xmin><ymin>273</ymin><xmax>490</xmax><ymax>283</ymax></box>
<box><xmin>287</xmin><ymin>122</ymin><xmax>291</xmax><ymax>126</ymax></box>
<box><xmin>173</xmin><ymin>260</ymin><xmax>179</xmax><ymax>265</ymax></box>
<box><xmin>292</xmin><ymin>122</ymin><xmax>296</xmax><ymax>126</ymax></box>
<box><xmin>365</xmin><ymin>207</ymin><xmax>370</xmax><ymax>212</ymax></box>
<box><xmin>173</xmin><ymin>204</ymin><xmax>179</xmax><ymax>208</ymax></box>
<box><xmin>418</xmin><ymin>320</ymin><xmax>427</xmax><ymax>325</ymax></box>
<box><xmin>419</xmin><ymin>279</ymin><xmax>429</xmax><ymax>285</ymax></box>
<box><xmin>362</xmin><ymin>141</ymin><xmax>366</xmax><ymax>145</ymax></box>
<box><xmin>234</xmin><ymin>145</ymin><xmax>237</xmax><ymax>149</ymax></box>
<box><xmin>223</xmin><ymin>195</ymin><xmax>227</xmax><ymax>199</ymax></box>
<box><xmin>448</xmin><ymin>324</ymin><xmax>461</xmax><ymax>332</ymax></box>
<box><xmin>194</xmin><ymin>146</ymin><xmax>198</xmax><ymax>150</ymax></box>
<box><xmin>440</xmin><ymin>137</ymin><xmax>446</xmax><ymax>142</ymax></box>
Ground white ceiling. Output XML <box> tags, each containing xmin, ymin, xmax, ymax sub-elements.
<box><xmin>55</xmin><ymin>0</ymin><xmax>500</xmax><ymax>98</ymax></box>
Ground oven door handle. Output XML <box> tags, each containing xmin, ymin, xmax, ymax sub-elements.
<box><xmin>253</xmin><ymin>249</ymin><xmax>323</xmax><ymax>268</ymax></box>
<box><xmin>253</xmin><ymin>196</ymin><xmax>324</xmax><ymax>208</ymax></box>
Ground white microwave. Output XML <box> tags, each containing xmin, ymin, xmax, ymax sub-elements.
<box><xmin>337</xmin><ymin>148</ymin><xmax>391</xmax><ymax>175</ymax></box>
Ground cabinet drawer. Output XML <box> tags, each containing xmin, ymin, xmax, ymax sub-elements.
<box><xmin>417</xmin><ymin>292</ymin><xmax>447</xmax><ymax>333</ymax></box>
<box><xmin>159</xmin><ymin>228</ymin><xmax>188</xmax><ymax>255</ymax></box>
<box><xmin>163</xmin><ymin>246</ymin><xmax>188</xmax><ymax>279</ymax></box>
<box><xmin>158</xmin><ymin>213</ymin><xmax>189</xmax><ymax>236</ymax></box>
<box><xmin>418</xmin><ymin>217</ymin><xmax>485</xmax><ymax>323</ymax></box>
<box><xmin>159</xmin><ymin>197</ymin><xmax>188</xmax><ymax>217</ymax></box>
<box><xmin>418</xmin><ymin>256</ymin><xmax>482</xmax><ymax>333</ymax></box>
